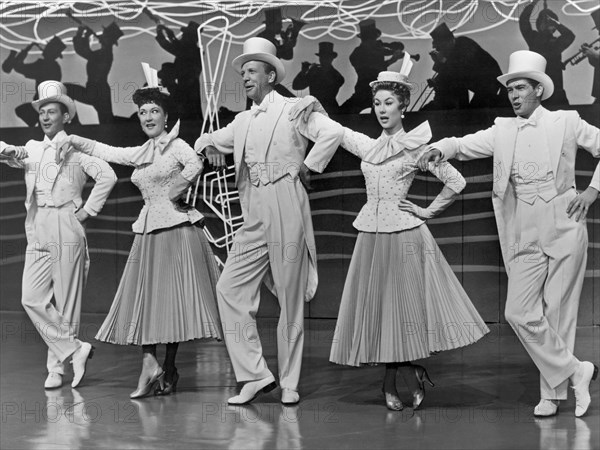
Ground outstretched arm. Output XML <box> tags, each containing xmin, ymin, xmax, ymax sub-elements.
<box><xmin>194</xmin><ymin>121</ymin><xmax>236</xmax><ymax>171</ymax></box>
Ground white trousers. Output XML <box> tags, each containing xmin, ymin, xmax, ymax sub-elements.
<box><xmin>504</xmin><ymin>189</ymin><xmax>586</xmax><ymax>399</ymax></box>
<box><xmin>217</xmin><ymin>180</ymin><xmax>310</xmax><ymax>391</ymax></box>
<box><xmin>21</xmin><ymin>205</ymin><xmax>88</xmax><ymax>374</ymax></box>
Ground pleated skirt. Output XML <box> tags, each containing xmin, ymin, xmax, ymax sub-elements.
<box><xmin>95</xmin><ymin>223</ymin><xmax>223</xmax><ymax>345</ymax></box>
<box><xmin>329</xmin><ymin>225</ymin><xmax>489</xmax><ymax>366</ymax></box>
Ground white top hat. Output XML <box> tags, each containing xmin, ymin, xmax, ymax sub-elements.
<box><xmin>232</xmin><ymin>37</ymin><xmax>286</xmax><ymax>83</ymax></box>
<box><xmin>31</xmin><ymin>81</ymin><xmax>77</xmax><ymax>121</ymax></box>
<box><xmin>369</xmin><ymin>52</ymin><xmax>414</xmax><ymax>88</ymax></box>
<box><xmin>497</xmin><ymin>50</ymin><xmax>554</xmax><ymax>101</ymax></box>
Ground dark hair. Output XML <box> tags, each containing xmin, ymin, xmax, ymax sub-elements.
<box><xmin>371</xmin><ymin>82</ymin><xmax>411</xmax><ymax>106</ymax></box>
<box><xmin>132</xmin><ymin>88</ymin><xmax>170</xmax><ymax>114</ymax></box>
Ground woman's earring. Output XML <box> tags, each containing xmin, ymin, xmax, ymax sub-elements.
<box><xmin>164</xmin><ymin>120</ymin><xmax>168</xmax><ymax>129</ymax></box>
<box><xmin>401</xmin><ymin>109</ymin><xmax>405</xmax><ymax>119</ymax></box>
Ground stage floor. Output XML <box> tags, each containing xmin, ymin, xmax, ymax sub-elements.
<box><xmin>1</xmin><ymin>311</ymin><xmax>598</xmax><ymax>450</ymax></box>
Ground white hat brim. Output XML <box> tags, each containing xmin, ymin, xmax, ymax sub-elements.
<box><xmin>497</xmin><ymin>70</ymin><xmax>554</xmax><ymax>101</ymax></box>
<box><xmin>369</xmin><ymin>80</ymin><xmax>413</xmax><ymax>89</ymax></box>
<box><xmin>32</xmin><ymin>95</ymin><xmax>77</xmax><ymax>121</ymax></box>
<box><xmin>232</xmin><ymin>52</ymin><xmax>286</xmax><ymax>84</ymax></box>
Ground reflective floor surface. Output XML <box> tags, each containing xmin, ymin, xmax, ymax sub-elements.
<box><xmin>1</xmin><ymin>311</ymin><xmax>598</xmax><ymax>449</ymax></box>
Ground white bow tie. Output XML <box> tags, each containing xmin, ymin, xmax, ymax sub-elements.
<box><xmin>516</xmin><ymin>116</ymin><xmax>537</xmax><ymax>128</ymax></box>
<box><xmin>251</xmin><ymin>103</ymin><xmax>268</xmax><ymax>116</ymax></box>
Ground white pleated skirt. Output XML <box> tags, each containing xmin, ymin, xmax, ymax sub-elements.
<box><xmin>329</xmin><ymin>225</ymin><xmax>489</xmax><ymax>366</ymax></box>
<box><xmin>95</xmin><ymin>223</ymin><xmax>223</xmax><ymax>345</ymax></box>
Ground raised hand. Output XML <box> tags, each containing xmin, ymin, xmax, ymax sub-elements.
<box><xmin>417</xmin><ymin>148</ymin><xmax>442</xmax><ymax>171</ymax></box>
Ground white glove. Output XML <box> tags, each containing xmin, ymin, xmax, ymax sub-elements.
<box><xmin>288</xmin><ymin>95</ymin><xmax>328</xmax><ymax>123</ymax></box>
<box><xmin>56</xmin><ymin>135</ymin><xmax>96</xmax><ymax>164</ymax></box>
<box><xmin>398</xmin><ymin>186</ymin><xmax>459</xmax><ymax>220</ymax></box>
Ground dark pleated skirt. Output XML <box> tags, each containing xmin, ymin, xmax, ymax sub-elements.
<box><xmin>330</xmin><ymin>225</ymin><xmax>489</xmax><ymax>366</ymax></box>
<box><xmin>96</xmin><ymin>224</ymin><xmax>223</xmax><ymax>345</ymax></box>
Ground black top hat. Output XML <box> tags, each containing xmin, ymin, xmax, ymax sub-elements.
<box><xmin>591</xmin><ymin>9</ymin><xmax>600</xmax><ymax>30</ymax></box>
<box><xmin>181</xmin><ymin>21</ymin><xmax>200</xmax><ymax>34</ymax></box>
<box><xmin>44</xmin><ymin>36</ymin><xmax>66</xmax><ymax>57</ymax></box>
<box><xmin>315</xmin><ymin>41</ymin><xmax>337</xmax><ymax>57</ymax></box>
<box><xmin>429</xmin><ymin>22</ymin><xmax>454</xmax><ymax>42</ymax></box>
<box><xmin>358</xmin><ymin>19</ymin><xmax>381</xmax><ymax>39</ymax></box>
<box><xmin>264</xmin><ymin>8</ymin><xmax>283</xmax><ymax>28</ymax></box>
<box><xmin>102</xmin><ymin>22</ymin><xmax>124</xmax><ymax>44</ymax></box>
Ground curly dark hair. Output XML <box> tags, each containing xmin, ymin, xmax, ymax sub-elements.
<box><xmin>132</xmin><ymin>87</ymin><xmax>170</xmax><ymax>114</ymax></box>
<box><xmin>371</xmin><ymin>81</ymin><xmax>411</xmax><ymax>107</ymax></box>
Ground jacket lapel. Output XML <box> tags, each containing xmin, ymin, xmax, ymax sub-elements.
<box><xmin>542</xmin><ymin>112</ymin><xmax>564</xmax><ymax>176</ymax></box>
<box><xmin>260</xmin><ymin>92</ymin><xmax>286</xmax><ymax>159</ymax></box>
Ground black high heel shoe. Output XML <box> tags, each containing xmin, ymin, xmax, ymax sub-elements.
<box><xmin>412</xmin><ymin>364</ymin><xmax>434</xmax><ymax>409</ymax></box>
<box><xmin>130</xmin><ymin>367</ymin><xmax>165</xmax><ymax>399</ymax></box>
<box><xmin>381</xmin><ymin>386</ymin><xmax>404</xmax><ymax>411</ymax></box>
<box><xmin>155</xmin><ymin>369</ymin><xmax>179</xmax><ymax>396</ymax></box>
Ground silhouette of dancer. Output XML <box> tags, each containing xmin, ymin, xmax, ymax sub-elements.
<box><xmin>341</xmin><ymin>20</ymin><xmax>404</xmax><ymax>114</ymax></box>
<box><xmin>2</xmin><ymin>37</ymin><xmax>65</xmax><ymax>126</ymax></box>
<box><xmin>292</xmin><ymin>42</ymin><xmax>344</xmax><ymax>114</ymax></box>
<box><xmin>519</xmin><ymin>0</ymin><xmax>575</xmax><ymax>105</ymax></box>
<box><xmin>156</xmin><ymin>21</ymin><xmax>203</xmax><ymax>121</ymax></box>
<box><xmin>258</xmin><ymin>7</ymin><xmax>305</xmax><ymax>61</ymax></box>
<box><xmin>65</xmin><ymin>22</ymin><xmax>123</xmax><ymax>124</ymax></box>
<box><xmin>423</xmin><ymin>23</ymin><xmax>504</xmax><ymax>110</ymax></box>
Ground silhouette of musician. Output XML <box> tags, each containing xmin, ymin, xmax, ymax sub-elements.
<box><xmin>2</xmin><ymin>37</ymin><xmax>65</xmax><ymax>126</ymax></box>
<box><xmin>292</xmin><ymin>42</ymin><xmax>344</xmax><ymax>114</ymax></box>
<box><xmin>65</xmin><ymin>22</ymin><xmax>123</xmax><ymax>124</ymax></box>
<box><xmin>423</xmin><ymin>23</ymin><xmax>503</xmax><ymax>110</ymax></box>
<box><xmin>519</xmin><ymin>0</ymin><xmax>575</xmax><ymax>105</ymax></box>
<box><xmin>581</xmin><ymin>10</ymin><xmax>600</xmax><ymax>103</ymax></box>
<box><xmin>258</xmin><ymin>7</ymin><xmax>305</xmax><ymax>61</ymax></box>
<box><xmin>341</xmin><ymin>19</ymin><xmax>404</xmax><ymax>114</ymax></box>
<box><xmin>156</xmin><ymin>21</ymin><xmax>202</xmax><ymax>120</ymax></box>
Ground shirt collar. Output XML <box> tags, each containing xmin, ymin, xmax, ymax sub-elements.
<box><xmin>43</xmin><ymin>130</ymin><xmax>67</xmax><ymax>148</ymax></box>
<box><xmin>516</xmin><ymin>105</ymin><xmax>545</xmax><ymax>129</ymax></box>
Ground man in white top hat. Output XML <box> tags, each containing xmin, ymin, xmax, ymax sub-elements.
<box><xmin>0</xmin><ymin>81</ymin><xmax>117</xmax><ymax>389</ymax></box>
<box><xmin>195</xmin><ymin>37</ymin><xmax>343</xmax><ymax>405</ymax></box>
<box><xmin>418</xmin><ymin>50</ymin><xmax>600</xmax><ymax>417</ymax></box>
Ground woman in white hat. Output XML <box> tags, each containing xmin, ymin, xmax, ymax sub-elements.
<box><xmin>60</xmin><ymin>65</ymin><xmax>223</xmax><ymax>399</ymax></box>
<box><xmin>312</xmin><ymin>55</ymin><xmax>490</xmax><ymax>410</ymax></box>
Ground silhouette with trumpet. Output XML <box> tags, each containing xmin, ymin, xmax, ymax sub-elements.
<box><xmin>153</xmin><ymin>10</ymin><xmax>203</xmax><ymax>121</ymax></box>
<box><xmin>421</xmin><ymin>22</ymin><xmax>504</xmax><ymax>111</ymax></box>
<box><xmin>292</xmin><ymin>42</ymin><xmax>344</xmax><ymax>115</ymax></box>
<box><xmin>577</xmin><ymin>9</ymin><xmax>600</xmax><ymax>103</ymax></box>
<box><xmin>519</xmin><ymin>0</ymin><xmax>575</xmax><ymax>105</ymax></box>
<box><xmin>341</xmin><ymin>19</ymin><xmax>417</xmax><ymax>114</ymax></box>
<box><xmin>258</xmin><ymin>7</ymin><xmax>306</xmax><ymax>61</ymax></box>
<box><xmin>64</xmin><ymin>14</ymin><xmax>123</xmax><ymax>124</ymax></box>
<box><xmin>2</xmin><ymin>37</ymin><xmax>65</xmax><ymax>126</ymax></box>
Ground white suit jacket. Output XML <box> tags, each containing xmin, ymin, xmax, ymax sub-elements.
<box><xmin>195</xmin><ymin>91</ymin><xmax>344</xmax><ymax>300</ymax></box>
<box><xmin>434</xmin><ymin>107</ymin><xmax>600</xmax><ymax>273</ymax></box>
<box><xmin>1</xmin><ymin>131</ymin><xmax>117</xmax><ymax>244</ymax></box>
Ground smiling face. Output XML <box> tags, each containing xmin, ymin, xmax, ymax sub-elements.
<box><xmin>506</xmin><ymin>78</ymin><xmax>543</xmax><ymax>118</ymax></box>
<box><xmin>137</xmin><ymin>102</ymin><xmax>167</xmax><ymax>138</ymax></box>
<box><xmin>241</xmin><ymin>60</ymin><xmax>275</xmax><ymax>104</ymax></box>
<box><xmin>373</xmin><ymin>89</ymin><xmax>407</xmax><ymax>135</ymax></box>
<box><xmin>38</xmin><ymin>102</ymin><xmax>68</xmax><ymax>140</ymax></box>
